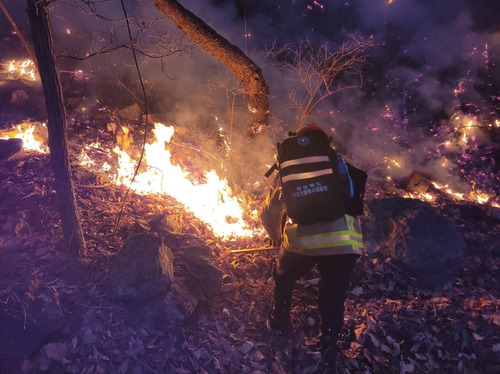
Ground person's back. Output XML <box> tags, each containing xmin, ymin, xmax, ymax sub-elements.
<box><xmin>260</xmin><ymin>123</ymin><xmax>366</xmax><ymax>370</ymax></box>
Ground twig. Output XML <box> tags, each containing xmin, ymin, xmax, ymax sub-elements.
<box><xmin>74</xmin><ymin>183</ymin><xmax>113</xmax><ymax>189</ymax></box>
<box><xmin>0</xmin><ymin>2</ymin><xmax>36</xmax><ymax>63</ymax></box>
<box><xmin>169</xmin><ymin>140</ymin><xmax>225</xmax><ymax>165</ymax></box>
<box><xmin>113</xmin><ymin>0</ymin><xmax>151</xmax><ymax>232</ymax></box>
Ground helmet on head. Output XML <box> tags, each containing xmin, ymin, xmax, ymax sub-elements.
<box><xmin>295</xmin><ymin>123</ymin><xmax>329</xmax><ymax>139</ymax></box>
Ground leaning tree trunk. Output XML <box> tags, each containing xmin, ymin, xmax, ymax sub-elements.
<box><xmin>154</xmin><ymin>0</ymin><xmax>269</xmax><ymax>134</ymax></box>
<box><xmin>27</xmin><ymin>0</ymin><xmax>86</xmax><ymax>256</ymax></box>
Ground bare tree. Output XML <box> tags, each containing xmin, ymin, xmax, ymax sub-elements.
<box><xmin>60</xmin><ymin>1</ymin><xmax>194</xmax><ymax>69</ymax></box>
<box><xmin>268</xmin><ymin>35</ymin><xmax>374</xmax><ymax>128</ymax></box>
<box><xmin>27</xmin><ymin>0</ymin><xmax>86</xmax><ymax>256</ymax></box>
<box><xmin>154</xmin><ymin>0</ymin><xmax>269</xmax><ymax>134</ymax></box>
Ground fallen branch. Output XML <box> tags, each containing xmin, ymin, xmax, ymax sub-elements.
<box><xmin>0</xmin><ymin>2</ymin><xmax>36</xmax><ymax>63</ymax></box>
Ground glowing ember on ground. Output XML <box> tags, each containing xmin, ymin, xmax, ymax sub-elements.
<box><xmin>403</xmin><ymin>192</ymin><xmax>435</xmax><ymax>202</ymax></box>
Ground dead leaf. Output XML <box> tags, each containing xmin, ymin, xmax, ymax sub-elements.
<box><xmin>44</xmin><ymin>342</ymin><xmax>68</xmax><ymax>362</ymax></box>
<box><xmin>252</xmin><ymin>350</ymin><xmax>265</xmax><ymax>360</ymax></box>
<box><xmin>492</xmin><ymin>312</ymin><xmax>500</xmax><ymax>326</ymax></box>
<box><xmin>472</xmin><ymin>332</ymin><xmax>484</xmax><ymax>341</ymax></box>
<box><xmin>351</xmin><ymin>286</ymin><xmax>364</xmax><ymax>296</ymax></box>
<box><xmin>240</xmin><ymin>340</ymin><xmax>254</xmax><ymax>354</ymax></box>
<box><xmin>401</xmin><ymin>362</ymin><xmax>415</xmax><ymax>373</ymax></box>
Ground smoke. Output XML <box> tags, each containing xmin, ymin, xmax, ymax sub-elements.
<box><xmin>1</xmin><ymin>0</ymin><xmax>499</xmax><ymax>197</ymax></box>
<box><xmin>216</xmin><ymin>0</ymin><xmax>500</xmax><ymax>196</ymax></box>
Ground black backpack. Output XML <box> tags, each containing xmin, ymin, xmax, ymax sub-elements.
<box><xmin>266</xmin><ymin>130</ymin><xmax>367</xmax><ymax>225</ymax></box>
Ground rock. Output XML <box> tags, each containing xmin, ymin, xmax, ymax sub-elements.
<box><xmin>362</xmin><ymin>197</ymin><xmax>466</xmax><ymax>287</ymax></box>
<box><xmin>0</xmin><ymin>138</ymin><xmax>23</xmax><ymax>160</ymax></box>
<box><xmin>116</xmin><ymin>102</ymin><xmax>141</xmax><ymax>121</ymax></box>
<box><xmin>11</xmin><ymin>89</ymin><xmax>29</xmax><ymax>104</ymax></box>
<box><xmin>149</xmin><ymin>214</ymin><xmax>223</xmax><ymax>298</ymax></box>
<box><xmin>124</xmin><ymin>215</ymin><xmax>223</xmax><ymax>298</ymax></box>
<box><xmin>111</xmin><ymin>226</ymin><xmax>222</xmax><ymax>331</ymax></box>
<box><xmin>110</xmin><ymin>231</ymin><xmax>174</xmax><ymax>301</ymax></box>
<box><xmin>162</xmin><ymin>232</ymin><xmax>223</xmax><ymax>298</ymax></box>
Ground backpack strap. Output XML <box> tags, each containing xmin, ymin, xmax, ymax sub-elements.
<box><xmin>336</xmin><ymin>155</ymin><xmax>355</xmax><ymax>198</ymax></box>
<box><xmin>265</xmin><ymin>142</ymin><xmax>281</xmax><ymax>178</ymax></box>
<box><xmin>265</xmin><ymin>162</ymin><xmax>278</xmax><ymax>178</ymax></box>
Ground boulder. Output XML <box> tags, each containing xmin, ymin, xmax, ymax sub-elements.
<box><xmin>362</xmin><ymin>197</ymin><xmax>466</xmax><ymax>287</ymax></box>
<box><xmin>0</xmin><ymin>138</ymin><xmax>23</xmax><ymax>160</ymax></box>
<box><xmin>149</xmin><ymin>214</ymin><xmax>223</xmax><ymax>298</ymax></box>
<box><xmin>167</xmin><ymin>234</ymin><xmax>223</xmax><ymax>298</ymax></box>
<box><xmin>110</xmin><ymin>231</ymin><xmax>174</xmax><ymax>301</ymax></box>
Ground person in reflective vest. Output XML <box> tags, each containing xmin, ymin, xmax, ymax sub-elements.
<box><xmin>260</xmin><ymin>124</ymin><xmax>364</xmax><ymax>368</ymax></box>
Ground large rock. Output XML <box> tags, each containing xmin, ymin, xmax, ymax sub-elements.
<box><xmin>110</xmin><ymin>231</ymin><xmax>174</xmax><ymax>301</ymax></box>
<box><xmin>0</xmin><ymin>138</ymin><xmax>23</xmax><ymax>160</ymax></box>
<box><xmin>165</xmin><ymin>234</ymin><xmax>223</xmax><ymax>298</ymax></box>
<box><xmin>149</xmin><ymin>214</ymin><xmax>223</xmax><ymax>298</ymax></box>
<box><xmin>362</xmin><ymin>197</ymin><xmax>466</xmax><ymax>287</ymax></box>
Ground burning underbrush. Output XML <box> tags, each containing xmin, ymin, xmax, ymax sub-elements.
<box><xmin>0</xmin><ymin>141</ymin><xmax>499</xmax><ymax>373</ymax></box>
<box><xmin>1</xmin><ymin>58</ymin><xmax>499</xmax><ymax>373</ymax></box>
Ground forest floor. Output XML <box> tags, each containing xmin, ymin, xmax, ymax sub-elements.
<box><xmin>0</xmin><ymin>144</ymin><xmax>499</xmax><ymax>374</ymax></box>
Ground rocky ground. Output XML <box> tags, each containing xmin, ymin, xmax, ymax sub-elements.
<box><xmin>0</xmin><ymin>145</ymin><xmax>499</xmax><ymax>374</ymax></box>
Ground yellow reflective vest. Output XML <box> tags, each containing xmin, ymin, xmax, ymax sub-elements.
<box><xmin>260</xmin><ymin>175</ymin><xmax>364</xmax><ymax>256</ymax></box>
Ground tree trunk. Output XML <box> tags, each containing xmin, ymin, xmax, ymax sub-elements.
<box><xmin>27</xmin><ymin>0</ymin><xmax>86</xmax><ymax>256</ymax></box>
<box><xmin>154</xmin><ymin>0</ymin><xmax>269</xmax><ymax>134</ymax></box>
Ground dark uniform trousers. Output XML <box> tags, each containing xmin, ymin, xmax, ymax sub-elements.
<box><xmin>273</xmin><ymin>250</ymin><xmax>359</xmax><ymax>338</ymax></box>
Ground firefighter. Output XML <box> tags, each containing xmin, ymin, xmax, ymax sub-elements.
<box><xmin>260</xmin><ymin>124</ymin><xmax>364</xmax><ymax>369</ymax></box>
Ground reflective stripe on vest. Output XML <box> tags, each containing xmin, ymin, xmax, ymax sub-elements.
<box><xmin>280</xmin><ymin>156</ymin><xmax>332</xmax><ymax>183</ymax></box>
<box><xmin>288</xmin><ymin>215</ymin><xmax>364</xmax><ymax>252</ymax></box>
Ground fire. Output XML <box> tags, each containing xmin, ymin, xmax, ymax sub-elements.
<box><xmin>404</xmin><ymin>181</ymin><xmax>497</xmax><ymax>207</ymax></box>
<box><xmin>2</xmin><ymin>122</ymin><xmax>255</xmax><ymax>238</ymax></box>
<box><xmin>403</xmin><ymin>191</ymin><xmax>435</xmax><ymax>202</ymax></box>
<box><xmin>108</xmin><ymin>123</ymin><xmax>254</xmax><ymax>238</ymax></box>
<box><xmin>431</xmin><ymin>182</ymin><xmax>495</xmax><ymax>206</ymax></box>
<box><xmin>460</xmin><ymin>120</ymin><xmax>473</xmax><ymax>144</ymax></box>
<box><xmin>6</xmin><ymin>59</ymin><xmax>38</xmax><ymax>81</ymax></box>
<box><xmin>1</xmin><ymin>122</ymin><xmax>48</xmax><ymax>154</ymax></box>
<box><xmin>384</xmin><ymin>156</ymin><xmax>402</xmax><ymax>169</ymax></box>
<box><xmin>3</xmin><ymin>120</ymin><xmax>498</xmax><ymax>235</ymax></box>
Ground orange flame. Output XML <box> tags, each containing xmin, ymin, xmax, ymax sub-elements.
<box><xmin>1</xmin><ymin>123</ymin><xmax>48</xmax><ymax>153</ymax></box>
<box><xmin>3</xmin><ymin>122</ymin><xmax>255</xmax><ymax>238</ymax></box>
<box><xmin>109</xmin><ymin>123</ymin><xmax>254</xmax><ymax>238</ymax></box>
<box><xmin>7</xmin><ymin>59</ymin><xmax>38</xmax><ymax>81</ymax></box>
<box><xmin>4</xmin><ymin>121</ymin><xmax>498</xmax><ymax>232</ymax></box>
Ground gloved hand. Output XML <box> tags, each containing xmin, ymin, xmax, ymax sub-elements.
<box><xmin>266</xmin><ymin>237</ymin><xmax>282</xmax><ymax>248</ymax></box>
